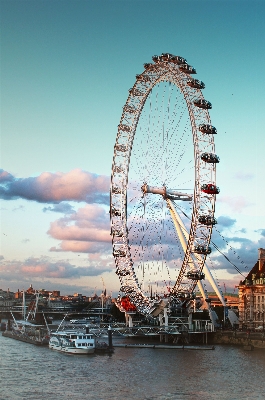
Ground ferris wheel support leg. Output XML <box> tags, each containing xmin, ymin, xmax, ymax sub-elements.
<box><xmin>164</xmin><ymin>307</ymin><xmax>169</xmax><ymax>328</ymax></box>
<box><xmin>202</xmin><ymin>264</ymin><xmax>226</xmax><ymax>307</ymax></box>
<box><xmin>197</xmin><ymin>280</ymin><xmax>215</xmax><ymax>331</ymax></box>
<box><xmin>125</xmin><ymin>313</ymin><xmax>133</xmax><ymax>328</ymax></box>
<box><xmin>188</xmin><ymin>312</ymin><xmax>193</xmax><ymax>331</ymax></box>
<box><xmin>167</xmin><ymin>199</ymin><xmax>226</xmax><ymax>307</ymax></box>
<box><xmin>166</xmin><ymin>199</ymin><xmax>188</xmax><ymax>252</ymax></box>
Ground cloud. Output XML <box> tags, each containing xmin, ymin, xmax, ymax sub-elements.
<box><xmin>48</xmin><ymin>204</ymin><xmax>112</xmax><ymax>253</ymax></box>
<box><xmin>12</xmin><ymin>205</ymin><xmax>25</xmax><ymax>212</ymax></box>
<box><xmin>50</xmin><ymin>241</ymin><xmax>110</xmax><ymax>253</ymax></box>
<box><xmin>0</xmin><ymin>256</ymin><xmax>112</xmax><ymax>280</ymax></box>
<box><xmin>48</xmin><ymin>204</ymin><xmax>110</xmax><ymax>241</ymax></box>
<box><xmin>43</xmin><ymin>202</ymin><xmax>75</xmax><ymax>214</ymax></box>
<box><xmin>218</xmin><ymin>195</ymin><xmax>253</xmax><ymax>213</ymax></box>
<box><xmin>234</xmin><ymin>171</ymin><xmax>254</xmax><ymax>180</ymax></box>
<box><xmin>209</xmin><ymin>235</ymin><xmax>261</xmax><ymax>276</ymax></box>
<box><xmin>236</xmin><ymin>228</ymin><xmax>247</xmax><ymax>234</ymax></box>
<box><xmin>0</xmin><ymin>169</ymin><xmax>109</xmax><ymax>204</ymax></box>
<box><xmin>217</xmin><ymin>216</ymin><xmax>236</xmax><ymax>228</ymax></box>
<box><xmin>0</xmin><ymin>170</ymin><xmax>14</xmax><ymax>183</ymax></box>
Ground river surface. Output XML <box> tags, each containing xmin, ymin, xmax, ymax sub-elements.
<box><xmin>1</xmin><ymin>333</ymin><xmax>265</xmax><ymax>400</ymax></box>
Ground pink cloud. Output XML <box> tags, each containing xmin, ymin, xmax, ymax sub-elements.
<box><xmin>49</xmin><ymin>222</ymin><xmax>110</xmax><ymax>242</ymax></box>
<box><xmin>50</xmin><ymin>241</ymin><xmax>110</xmax><ymax>253</ymax></box>
<box><xmin>0</xmin><ymin>256</ymin><xmax>112</xmax><ymax>279</ymax></box>
<box><xmin>0</xmin><ymin>169</ymin><xmax>109</xmax><ymax>204</ymax></box>
<box><xmin>0</xmin><ymin>169</ymin><xmax>14</xmax><ymax>183</ymax></box>
<box><xmin>48</xmin><ymin>204</ymin><xmax>110</xmax><ymax>242</ymax></box>
<box><xmin>48</xmin><ymin>204</ymin><xmax>112</xmax><ymax>254</ymax></box>
<box><xmin>218</xmin><ymin>195</ymin><xmax>254</xmax><ymax>213</ymax></box>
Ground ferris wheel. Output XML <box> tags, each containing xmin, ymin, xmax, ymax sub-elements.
<box><xmin>110</xmin><ymin>53</ymin><xmax>220</xmax><ymax>316</ymax></box>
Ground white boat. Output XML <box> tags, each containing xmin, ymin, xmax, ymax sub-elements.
<box><xmin>49</xmin><ymin>330</ymin><xmax>95</xmax><ymax>354</ymax></box>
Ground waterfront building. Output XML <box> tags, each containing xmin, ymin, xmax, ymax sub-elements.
<box><xmin>238</xmin><ymin>248</ymin><xmax>265</xmax><ymax>330</ymax></box>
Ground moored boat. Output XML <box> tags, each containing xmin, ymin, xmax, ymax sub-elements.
<box><xmin>49</xmin><ymin>330</ymin><xmax>95</xmax><ymax>354</ymax></box>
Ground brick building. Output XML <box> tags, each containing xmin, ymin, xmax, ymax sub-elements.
<box><xmin>238</xmin><ymin>248</ymin><xmax>265</xmax><ymax>330</ymax></box>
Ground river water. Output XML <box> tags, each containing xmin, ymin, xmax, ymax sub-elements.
<box><xmin>1</xmin><ymin>333</ymin><xmax>265</xmax><ymax>400</ymax></box>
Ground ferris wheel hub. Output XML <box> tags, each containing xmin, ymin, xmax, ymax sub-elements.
<box><xmin>141</xmin><ymin>183</ymin><xmax>192</xmax><ymax>201</ymax></box>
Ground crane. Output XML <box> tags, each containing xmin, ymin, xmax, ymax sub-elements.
<box><xmin>101</xmin><ymin>276</ymin><xmax>107</xmax><ymax>296</ymax></box>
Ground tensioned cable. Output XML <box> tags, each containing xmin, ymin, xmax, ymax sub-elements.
<box><xmin>173</xmin><ymin>201</ymin><xmax>246</xmax><ymax>278</ymax></box>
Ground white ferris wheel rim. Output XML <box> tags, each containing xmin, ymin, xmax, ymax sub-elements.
<box><xmin>110</xmin><ymin>53</ymin><xmax>218</xmax><ymax>315</ymax></box>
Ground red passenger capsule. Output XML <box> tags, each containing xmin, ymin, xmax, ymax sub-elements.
<box><xmin>201</xmin><ymin>184</ymin><xmax>220</xmax><ymax>194</ymax></box>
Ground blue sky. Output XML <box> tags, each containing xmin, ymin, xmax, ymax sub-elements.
<box><xmin>1</xmin><ymin>0</ymin><xmax>264</xmax><ymax>296</ymax></box>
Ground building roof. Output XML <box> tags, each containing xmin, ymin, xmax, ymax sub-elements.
<box><xmin>240</xmin><ymin>259</ymin><xmax>265</xmax><ymax>286</ymax></box>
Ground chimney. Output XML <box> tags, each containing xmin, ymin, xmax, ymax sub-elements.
<box><xmin>258</xmin><ymin>248</ymin><xmax>265</xmax><ymax>271</ymax></box>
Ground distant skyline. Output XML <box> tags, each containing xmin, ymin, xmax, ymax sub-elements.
<box><xmin>1</xmin><ymin>0</ymin><xmax>264</xmax><ymax>296</ymax></box>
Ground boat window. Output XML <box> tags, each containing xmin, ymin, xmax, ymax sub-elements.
<box><xmin>71</xmin><ymin>335</ymin><xmax>77</xmax><ymax>339</ymax></box>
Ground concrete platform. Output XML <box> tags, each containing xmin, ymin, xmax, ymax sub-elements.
<box><xmin>114</xmin><ymin>343</ymin><xmax>214</xmax><ymax>350</ymax></box>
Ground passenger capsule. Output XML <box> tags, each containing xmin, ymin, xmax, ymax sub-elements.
<box><xmin>144</xmin><ymin>63</ymin><xmax>153</xmax><ymax>69</ymax></box>
<box><xmin>201</xmin><ymin>152</ymin><xmax>220</xmax><ymax>163</ymax></box>
<box><xmin>118</xmin><ymin>124</ymin><xmax>131</xmax><ymax>132</ymax></box>
<box><xmin>120</xmin><ymin>296</ymin><xmax>137</xmax><ymax>310</ymax></box>
<box><xmin>152</xmin><ymin>55</ymin><xmax>160</xmax><ymax>63</ymax></box>
<box><xmin>120</xmin><ymin>286</ymin><xmax>134</xmax><ymax>294</ymax></box>
<box><xmin>201</xmin><ymin>183</ymin><xmax>220</xmax><ymax>195</ymax></box>
<box><xmin>116</xmin><ymin>269</ymin><xmax>130</xmax><ymax>276</ymax></box>
<box><xmin>175</xmin><ymin>291</ymin><xmax>192</xmax><ymax>299</ymax></box>
<box><xmin>112</xmin><ymin>186</ymin><xmax>122</xmax><ymax>194</ymax></box>
<box><xmin>113</xmin><ymin>165</ymin><xmax>123</xmax><ymax>173</ymax></box>
<box><xmin>187</xmin><ymin>270</ymin><xmax>205</xmax><ymax>280</ymax></box>
<box><xmin>115</xmin><ymin>144</ymin><xmax>127</xmax><ymax>152</ymax></box>
<box><xmin>187</xmin><ymin>79</ymin><xmax>205</xmax><ymax>89</ymax></box>
<box><xmin>111</xmin><ymin>207</ymin><xmax>121</xmax><ymax>217</ymax></box>
<box><xmin>129</xmin><ymin>88</ymin><xmax>144</xmax><ymax>96</ymax></box>
<box><xmin>160</xmin><ymin>53</ymin><xmax>173</xmax><ymax>61</ymax></box>
<box><xmin>112</xmin><ymin>229</ymin><xmax>123</xmax><ymax>237</ymax></box>
<box><xmin>179</xmin><ymin>64</ymin><xmax>196</xmax><ymax>74</ymax></box>
<box><xmin>113</xmin><ymin>249</ymin><xmax>126</xmax><ymax>257</ymax></box>
<box><xmin>171</xmin><ymin>56</ymin><xmax>187</xmax><ymax>65</ymax></box>
<box><xmin>199</xmin><ymin>124</ymin><xmax>217</xmax><ymax>134</ymax></box>
<box><xmin>194</xmin><ymin>99</ymin><xmax>212</xmax><ymax>109</ymax></box>
<box><xmin>123</xmin><ymin>105</ymin><xmax>136</xmax><ymax>113</ymax></box>
<box><xmin>136</xmin><ymin>74</ymin><xmax>150</xmax><ymax>82</ymax></box>
<box><xmin>198</xmin><ymin>215</ymin><xmax>217</xmax><ymax>226</ymax></box>
<box><xmin>193</xmin><ymin>245</ymin><xmax>212</xmax><ymax>255</ymax></box>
